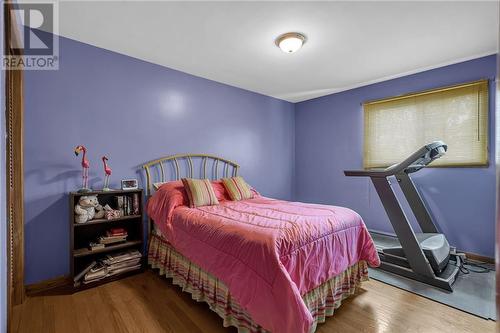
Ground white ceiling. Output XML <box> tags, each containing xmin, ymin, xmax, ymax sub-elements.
<box><xmin>54</xmin><ymin>1</ymin><xmax>498</xmax><ymax>102</ymax></box>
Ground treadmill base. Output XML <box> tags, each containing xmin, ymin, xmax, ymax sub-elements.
<box><xmin>371</xmin><ymin>231</ymin><xmax>461</xmax><ymax>292</ymax></box>
<box><xmin>377</xmin><ymin>255</ymin><xmax>461</xmax><ymax>292</ymax></box>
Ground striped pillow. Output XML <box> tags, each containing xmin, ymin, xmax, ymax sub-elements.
<box><xmin>221</xmin><ymin>176</ymin><xmax>254</xmax><ymax>201</ymax></box>
<box><xmin>153</xmin><ymin>182</ymin><xmax>168</xmax><ymax>191</ymax></box>
<box><xmin>181</xmin><ymin>178</ymin><xmax>220</xmax><ymax>208</ymax></box>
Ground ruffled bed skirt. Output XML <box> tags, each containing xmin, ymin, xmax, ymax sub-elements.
<box><xmin>148</xmin><ymin>234</ymin><xmax>369</xmax><ymax>333</ymax></box>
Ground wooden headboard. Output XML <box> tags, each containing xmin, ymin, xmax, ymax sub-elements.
<box><xmin>140</xmin><ymin>153</ymin><xmax>240</xmax><ymax>196</ymax></box>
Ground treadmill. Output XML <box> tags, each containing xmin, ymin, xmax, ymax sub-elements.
<box><xmin>344</xmin><ymin>141</ymin><xmax>461</xmax><ymax>291</ymax></box>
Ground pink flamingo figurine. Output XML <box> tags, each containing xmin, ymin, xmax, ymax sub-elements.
<box><xmin>102</xmin><ymin>156</ymin><xmax>112</xmax><ymax>191</ymax></box>
<box><xmin>74</xmin><ymin>145</ymin><xmax>91</xmax><ymax>192</ymax></box>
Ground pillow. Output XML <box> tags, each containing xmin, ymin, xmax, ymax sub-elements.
<box><xmin>181</xmin><ymin>178</ymin><xmax>220</xmax><ymax>208</ymax></box>
<box><xmin>221</xmin><ymin>176</ymin><xmax>254</xmax><ymax>201</ymax></box>
<box><xmin>153</xmin><ymin>182</ymin><xmax>168</xmax><ymax>191</ymax></box>
<box><xmin>146</xmin><ymin>180</ymin><xmax>188</xmax><ymax>231</ymax></box>
<box><xmin>211</xmin><ymin>180</ymin><xmax>232</xmax><ymax>201</ymax></box>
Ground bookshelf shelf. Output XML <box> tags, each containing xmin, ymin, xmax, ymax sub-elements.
<box><xmin>73</xmin><ymin>214</ymin><xmax>141</xmax><ymax>227</ymax></box>
<box><xmin>70</xmin><ymin>189</ymin><xmax>144</xmax><ymax>290</ymax></box>
<box><xmin>73</xmin><ymin>268</ymin><xmax>142</xmax><ymax>290</ymax></box>
<box><xmin>74</xmin><ymin>240</ymin><xmax>143</xmax><ymax>258</ymax></box>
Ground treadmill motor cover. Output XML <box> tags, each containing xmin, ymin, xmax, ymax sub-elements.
<box><xmin>383</xmin><ymin>233</ymin><xmax>450</xmax><ymax>274</ymax></box>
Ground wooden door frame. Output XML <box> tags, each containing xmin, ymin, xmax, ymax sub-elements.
<box><xmin>4</xmin><ymin>1</ymin><xmax>25</xmax><ymax>329</ymax></box>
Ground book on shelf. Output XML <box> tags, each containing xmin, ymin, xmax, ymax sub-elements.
<box><xmin>98</xmin><ymin>235</ymin><xmax>127</xmax><ymax>245</ymax></box>
<box><xmin>132</xmin><ymin>193</ymin><xmax>139</xmax><ymax>215</ymax></box>
<box><xmin>107</xmin><ymin>259</ymin><xmax>141</xmax><ymax>273</ymax></box>
<box><xmin>84</xmin><ymin>266</ymin><xmax>107</xmax><ymax>283</ymax></box>
<box><xmin>108</xmin><ymin>264</ymin><xmax>142</xmax><ymax>277</ymax></box>
<box><xmin>116</xmin><ymin>196</ymin><xmax>124</xmax><ymax>216</ymax></box>
<box><xmin>107</xmin><ymin>227</ymin><xmax>127</xmax><ymax>237</ymax></box>
<box><xmin>90</xmin><ymin>262</ymin><xmax>106</xmax><ymax>272</ymax></box>
<box><xmin>115</xmin><ymin>195</ymin><xmax>134</xmax><ymax>216</ymax></box>
<box><xmin>74</xmin><ymin>261</ymin><xmax>97</xmax><ymax>284</ymax></box>
<box><xmin>89</xmin><ymin>242</ymin><xmax>105</xmax><ymax>251</ymax></box>
<box><xmin>102</xmin><ymin>250</ymin><xmax>142</xmax><ymax>265</ymax></box>
<box><xmin>123</xmin><ymin>196</ymin><xmax>127</xmax><ymax>216</ymax></box>
<box><xmin>127</xmin><ymin>196</ymin><xmax>132</xmax><ymax>215</ymax></box>
<box><xmin>97</xmin><ymin>227</ymin><xmax>129</xmax><ymax>245</ymax></box>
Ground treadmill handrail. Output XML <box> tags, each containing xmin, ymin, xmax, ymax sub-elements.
<box><xmin>344</xmin><ymin>168</ymin><xmax>391</xmax><ymax>178</ymax></box>
<box><xmin>344</xmin><ymin>141</ymin><xmax>447</xmax><ymax>178</ymax></box>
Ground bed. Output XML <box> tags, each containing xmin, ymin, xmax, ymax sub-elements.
<box><xmin>142</xmin><ymin>154</ymin><xmax>380</xmax><ymax>333</ymax></box>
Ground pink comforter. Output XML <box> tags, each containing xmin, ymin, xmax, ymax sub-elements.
<box><xmin>147</xmin><ymin>181</ymin><xmax>380</xmax><ymax>333</ymax></box>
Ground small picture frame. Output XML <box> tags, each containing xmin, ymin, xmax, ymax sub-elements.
<box><xmin>121</xmin><ymin>179</ymin><xmax>138</xmax><ymax>190</ymax></box>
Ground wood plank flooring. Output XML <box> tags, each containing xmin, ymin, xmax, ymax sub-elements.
<box><xmin>11</xmin><ymin>270</ymin><xmax>496</xmax><ymax>333</ymax></box>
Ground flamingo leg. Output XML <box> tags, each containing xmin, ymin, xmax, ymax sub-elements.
<box><xmin>81</xmin><ymin>166</ymin><xmax>86</xmax><ymax>189</ymax></box>
<box><xmin>84</xmin><ymin>167</ymin><xmax>89</xmax><ymax>189</ymax></box>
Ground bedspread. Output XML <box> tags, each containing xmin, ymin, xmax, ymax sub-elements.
<box><xmin>147</xmin><ymin>184</ymin><xmax>379</xmax><ymax>333</ymax></box>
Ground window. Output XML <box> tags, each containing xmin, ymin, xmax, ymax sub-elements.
<box><xmin>363</xmin><ymin>80</ymin><xmax>489</xmax><ymax>168</ymax></box>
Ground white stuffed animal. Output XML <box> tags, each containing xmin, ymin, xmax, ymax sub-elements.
<box><xmin>74</xmin><ymin>195</ymin><xmax>105</xmax><ymax>223</ymax></box>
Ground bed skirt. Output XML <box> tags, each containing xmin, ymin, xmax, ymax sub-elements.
<box><xmin>148</xmin><ymin>234</ymin><xmax>369</xmax><ymax>333</ymax></box>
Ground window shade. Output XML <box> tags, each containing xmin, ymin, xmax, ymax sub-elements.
<box><xmin>363</xmin><ymin>80</ymin><xmax>489</xmax><ymax>168</ymax></box>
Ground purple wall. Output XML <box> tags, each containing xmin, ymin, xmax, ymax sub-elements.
<box><xmin>23</xmin><ymin>31</ymin><xmax>496</xmax><ymax>285</ymax></box>
<box><xmin>23</xmin><ymin>36</ymin><xmax>295</xmax><ymax>284</ymax></box>
<box><xmin>295</xmin><ymin>55</ymin><xmax>497</xmax><ymax>258</ymax></box>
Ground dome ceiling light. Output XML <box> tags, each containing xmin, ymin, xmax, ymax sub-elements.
<box><xmin>275</xmin><ymin>32</ymin><xmax>307</xmax><ymax>53</ymax></box>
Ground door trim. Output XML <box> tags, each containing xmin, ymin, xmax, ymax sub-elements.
<box><xmin>4</xmin><ymin>2</ymin><xmax>25</xmax><ymax>331</ymax></box>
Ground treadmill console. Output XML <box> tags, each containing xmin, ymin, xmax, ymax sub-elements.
<box><xmin>403</xmin><ymin>141</ymin><xmax>447</xmax><ymax>174</ymax></box>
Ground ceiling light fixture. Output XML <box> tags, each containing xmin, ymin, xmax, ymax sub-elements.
<box><xmin>275</xmin><ymin>32</ymin><xmax>307</xmax><ymax>53</ymax></box>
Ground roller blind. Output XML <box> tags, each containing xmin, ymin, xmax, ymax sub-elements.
<box><xmin>363</xmin><ymin>80</ymin><xmax>489</xmax><ymax>168</ymax></box>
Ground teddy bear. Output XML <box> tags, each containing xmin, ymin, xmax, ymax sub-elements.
<box><xmin>74</xmin><ymin>195</ymin><xmax>105</xmax><ymax>223</ymax></box>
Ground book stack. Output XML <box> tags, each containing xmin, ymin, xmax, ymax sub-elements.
<box><xmin>74</xmin><ymin>250</ymin><xmax>142</xmax><ymax>286</ymax></box>
<box><xmin>102</xmin><ymin>250</ymin><xmax>142</xmax><ymax>277</ymax></box>
<box><xmin>98</xmin><ymin>228</ymin><xmax>128</xmax><ymax>245</ymax></box>
<box><xmin>115</xmin><ymin>194</ymin><xmax>140</xmax><ymax>216</ymax></box>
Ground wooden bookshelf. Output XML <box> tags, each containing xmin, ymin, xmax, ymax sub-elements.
<box><xmin>69</xmin><ymin>189</ymin><xmax>144</xmax><ymax>290</ymax></box>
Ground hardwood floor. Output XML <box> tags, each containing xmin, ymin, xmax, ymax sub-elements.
<box><xmin>12</xmin><ymin>270</ymin><xmax>496</xmax><ymax>333</ymax></box>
